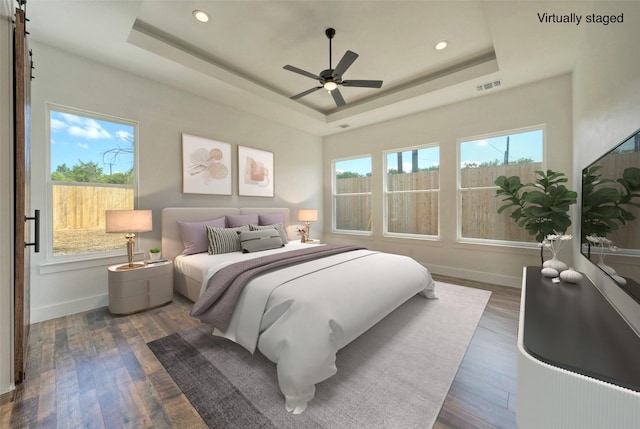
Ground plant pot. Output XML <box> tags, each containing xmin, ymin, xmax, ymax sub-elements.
<box><xmin>149</xmin><ymin>252</ymin><xmax>161</xmax><ymax>260</ymax></box>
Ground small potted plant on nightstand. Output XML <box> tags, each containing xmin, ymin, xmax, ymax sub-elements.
<box><xmin>149</xmin><ymin>247</ymin><xmax>161</xmax><ymax>260</ymax></box>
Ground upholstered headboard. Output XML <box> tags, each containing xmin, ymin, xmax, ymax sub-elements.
<box><xmin>161</xmin><ymin>207</ymin><xmax>291</xmax><ymax>261</ymax></box>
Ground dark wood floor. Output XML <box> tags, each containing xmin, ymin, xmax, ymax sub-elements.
<box><xmin>1</xmin><ymin>275</ymin><xmax>521</xmax><ymax>428</ymax></box>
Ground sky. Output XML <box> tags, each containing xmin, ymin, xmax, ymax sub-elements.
<box><xmin>335</xmin><ymin>129</ymin><xmax>543</xmax><ymax>176</ymax></box>
<box><xmin>50</xmin><ymin>110</ymin><xmax>135</xmax><ymax>176</ymax></box>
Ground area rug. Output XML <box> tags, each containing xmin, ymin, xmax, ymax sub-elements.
<box><xmin>148</xmin><ymin>282</ymin><xmax>491</xmax><ymax>429</ymax></box>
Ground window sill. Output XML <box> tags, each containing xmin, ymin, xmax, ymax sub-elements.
<box><xmin>39</xmin><ymin>251</ymin><xmax>145</xmax><ymax>275</ymax></box>
<box><xmin>454</xmin><ymin>239</ymin><xmax>539</xmax><ymax>255</ymax></box>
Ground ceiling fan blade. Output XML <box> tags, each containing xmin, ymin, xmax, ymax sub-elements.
<box><xmin>341</xmin><ymin>80</ymin><xmax>383</xmax><ymax>88</ymax></box>
<box><xmin>290</xmin><ymin>86</ymin><xmax>322</xmax><ymax>100</ymax></box>
<box><xmin>332</xmin><ymin>50</ymin><xmax>358</xmax><ymax>79</ymax></box>
<box><xmin>284</xmin><ymin>65</ymin><xmax>321</xmax><ymax>81</ymax></box>
<box><xmin>331</xmin><ymin>88</ymin><xmax>346</xmax><ymax>107</ymax></box>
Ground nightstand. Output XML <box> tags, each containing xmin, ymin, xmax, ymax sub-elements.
<box><xmin>107</xmin><ymin>260</ymin><xmax>173</xmax><ymax>315</ymax></box>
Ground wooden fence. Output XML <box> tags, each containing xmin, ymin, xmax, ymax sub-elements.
<box><xmin>336</xmin><ymin>163</ymin><xmax>542</xmax><ymax>240</ymax></box>
<box><xmin>52</xmin><ymin>184</ymin><xmax>134</xmax><ymax>230</ymax></box>
<box><xmin>336</xmin><ymin>156</ymin><xmax>639</xmax><ymax>245</ymax></box>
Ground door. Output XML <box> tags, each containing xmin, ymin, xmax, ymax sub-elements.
<box><xmin>13</xmin><ymin>6</ymin><xmax>36</xmax><ymax>384</ymax></box>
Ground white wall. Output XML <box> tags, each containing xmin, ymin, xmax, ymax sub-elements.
<box><xmin>28</xmin><ymin>41</ymin><xmax>323</xmax><ymax>322</ymax></box>
<box><xmin>0</xmin><ymin>15</ymin><xmax>15</xmax><ymax>395</ymax></box>
<box><xmin>323</xmin><ymin>74</ymin><xmax>573</xmax><ymax>287</ymax></box>
<box><xmin>572</xmin><ymin>1</ymin><xmax>640</xmax><ymax>333</ymax></box>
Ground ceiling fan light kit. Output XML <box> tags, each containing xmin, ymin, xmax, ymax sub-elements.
<box><xmin>284</xmin><ymin>28</ymin><xmax>383</xmax><ymax>107</ymax></box>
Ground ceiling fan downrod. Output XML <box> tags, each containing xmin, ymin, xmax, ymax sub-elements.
<box><xmin>326</xmin><ymin>28</ymin><xmax>335</xmax><ymax>71</ymax></box>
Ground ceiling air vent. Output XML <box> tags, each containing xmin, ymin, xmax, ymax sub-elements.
<box><xmin>476</xmin><ymin>80</ymin><xmax>502</xmax><ymax>92</ymax></box>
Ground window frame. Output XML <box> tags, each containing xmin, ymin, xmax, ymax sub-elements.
<box><xmin>331</xmin><ymin>154</ymin><xmax>373</xmax><ymax>236</ymax></box>
<box><xmin>46</xmin><ymin>102</ymin><xmax>140</xmax><ymax>262</ymax></box>
<box><xmin>382</xmin><ymin>143</ymin><xmax>440</xmax><ymax>240</ymax></box>
<box><xmin>456</xmin><ymin>124</ymin><xmax>546</xmax><ymax>247</ymax></box>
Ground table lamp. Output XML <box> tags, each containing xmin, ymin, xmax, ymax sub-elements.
<box><xmin>106</xmin><ymin>209</ymin><xmax>152</xmax><ymax>270</ymax></box>
<box><xmin>297</xmin><ymin>209</ymin><xmax>318</xmax><ymax>241</ymax></box>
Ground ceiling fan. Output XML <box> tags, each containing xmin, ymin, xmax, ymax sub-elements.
<box><xmin>284</xmin><ymin>28</ymin><xmax>383</xmax><ymax>107</ymax></box>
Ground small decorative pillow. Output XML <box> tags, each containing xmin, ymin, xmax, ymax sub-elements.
<box><xmin>206</xmin><ymin>225</ymin><xmax>250</xmax><ymax>255</ymax></box>
<box><xmin>177</xmin><ymin>217</ymin><xmax>226</xmax><ymax>255</ymax></box>
<box><xmin>226</xmin><ymin>214</ymin><xmax>259</xmax><ymax>228</ymax></box>
<box><xmin>249</xmin><ymin>222</ymin><xmax>289</xmax><ymax>244</ymax></box>
<box><xmin>259</xmin><ymin>214</ymin><xmax>289</xmax><ymax>241</ymax></box>
<box><xmin>239</xmin><ymin>229</ymin><xmax>284</xmax><ymax>253</ymax></box>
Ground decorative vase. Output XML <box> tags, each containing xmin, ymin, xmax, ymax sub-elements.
<box><xmin>597</xmin><ymin>261</ymin><xmax>616</xmax><ymax>276</ymax></box>
<box><xmin>611</xmin><ymin>274</ymin><xmax>627</xmax><ymax>286</ymax></box>
<box><xmin>541</xmin><ymin>267</ymin><xmax>559</xmax><ymax>278</ymax></box>
<box><xmin>559</xmin><ymin>267</ymin><xmax>583</xmax><ymax>283</ymax></box>
<box><xmin>542</xmin><ymin>256</ymin><xmax>568</xmax><ymax>273</ymax></box>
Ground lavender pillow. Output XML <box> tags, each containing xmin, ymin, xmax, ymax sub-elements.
<box><xmin>259</xmin><ymin>213</ymin><xmax>285</xmax><ymax>226</ymax></box>
<box><xmin>177</xmin><ymin>217</ymin><xmax>225</xmax><ymax>255</ymax></box>
<box><xmin>226</xmin><ymin>214</ymin><xmax>259</xmax><ymax>228</ymax></box>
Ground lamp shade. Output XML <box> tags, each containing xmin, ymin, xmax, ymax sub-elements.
<box><xmin>105</xmin><ymin>210</ymin><xmax>152</xmax><ymax>233</ymax></box>
<box><xmin>297</xmin><ymin>209</ymin><xmax>318</xmax><ymax>222</ymax></box>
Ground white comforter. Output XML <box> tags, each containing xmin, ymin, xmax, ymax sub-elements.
<box><xmin>177</xmin><ymin>243</ymin><xmax>437</xmax><ymax>413</ymax></box>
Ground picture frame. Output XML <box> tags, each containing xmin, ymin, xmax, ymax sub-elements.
<box><xmin>182</xmin><ymin>133</ymin><xmax>232</xmax><ymax>195</ymax></box>
<box><xmin>238</xmin><ymin>145</ymin><xmax>274</xmax><ymax>197</ymax></box>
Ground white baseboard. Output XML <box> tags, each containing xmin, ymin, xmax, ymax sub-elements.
<box><xmin>425</xmin><ymin>263</ymin><xmax>522</xmax><ymax>288</ymax></box>
<box><xmin>31</xmin><ymin>293</ymin><xmax>109</xmax><ymax>323</ymax></box>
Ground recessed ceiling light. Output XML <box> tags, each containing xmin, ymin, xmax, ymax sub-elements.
<box><xmin>193</xmin><ymin>10</ymin><xmax>209</xmax><ymax>23</ymax></box>
<box><xmin>434</xmin><ymin>40</ymin><xmax>448</xmax><ymax>51</ymax></box>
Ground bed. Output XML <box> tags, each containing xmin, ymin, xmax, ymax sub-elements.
<box><xmin>161</xmin><ymin>207</ymin><xmax>437</xmax><ymax>413</ymax></box>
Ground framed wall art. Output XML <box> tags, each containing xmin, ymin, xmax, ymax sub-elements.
<box><xmin>182</xmin><ymin>133</ymin><xmax>232</xmax><ymax>195</ymax></box>
<box><xmin>238</xmin><ymin>145</ymin><xmax>274</xmax><ymax>197</ymax></box>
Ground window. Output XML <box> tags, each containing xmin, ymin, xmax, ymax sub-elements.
<box><xmin>384</xmin><ymin>145</ymin><xmax>439</xmax><ymax>237</ymax></box>
<box><xmin>459</xmin><ymin>127</ymin><xmax>544</xmax><ymax>242</ymax></box>
<box><xmin>333</xmin><ymin>156</ymin><xmax>372</xmax><ymax>233</ymax></box>
<box><xmin>48</xmin><ymin>105</ymin><xmax>137</xmax><ymax>256</ymax></box>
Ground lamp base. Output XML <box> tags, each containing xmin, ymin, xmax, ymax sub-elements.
<box><xmin>114</xmin><ymin>262</ymin><xmax>146</xmax><ymax>271</ymax></box>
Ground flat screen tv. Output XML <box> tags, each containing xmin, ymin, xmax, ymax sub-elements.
<box><xmin>581</xmin><ymin>128</ymin><xmax>640</xmax><ymax>303</ymax></box>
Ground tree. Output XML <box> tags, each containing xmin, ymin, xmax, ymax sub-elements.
<box><xmin>51</xmin><ymin>163</ymin><xmax>72</xmax><ymax>182</ymax></box>
<box><xmin>51</xmin><ymin>161</ymin><xmax>102</xmax><ymax>182</ymax></box>
<box><xmin>336</xmin><ymin>171</ymin><xmax>363</xmax><ymax>179</ymax></box>
<box><xmin>69</xmin><ymin>160</ymin><xmax>103</xmax><ymax>182</ymax></box>
<box><xmin>51</xmin><ymin>160</ymin><xmax>133</xmax><ymax>184</ymax></box>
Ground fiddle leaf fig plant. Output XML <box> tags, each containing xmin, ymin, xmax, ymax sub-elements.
<box><xmin>581</xmin><ymin>166</ymin><xmax>640</xmax><ymax>255</ymax></box>
<box><xmin>495</xmin><ymin>170</ymin><xmax>578</xmax><ymax>261</ymax></box>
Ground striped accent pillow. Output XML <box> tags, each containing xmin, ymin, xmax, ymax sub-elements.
<box><xmin>206</xmin><ymin>225</ymin><xmax>250</xmax><ymax>255</ymax></box>
<box><xmin>249</xmin><ymin>222</ymin><xmax>289</xmax><ymax>244</ymax></box>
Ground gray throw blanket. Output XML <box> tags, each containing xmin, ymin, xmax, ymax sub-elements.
<box><xmin>190</xmin><ymin>244</ymin><xmax>366</xmax><ymax>332</ymax></box>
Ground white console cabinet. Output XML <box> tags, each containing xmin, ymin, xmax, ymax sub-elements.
<box><xmin>517</xmin><ymin>266</ymin><xmax>640</xmax><ymax>428</ymax></box>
